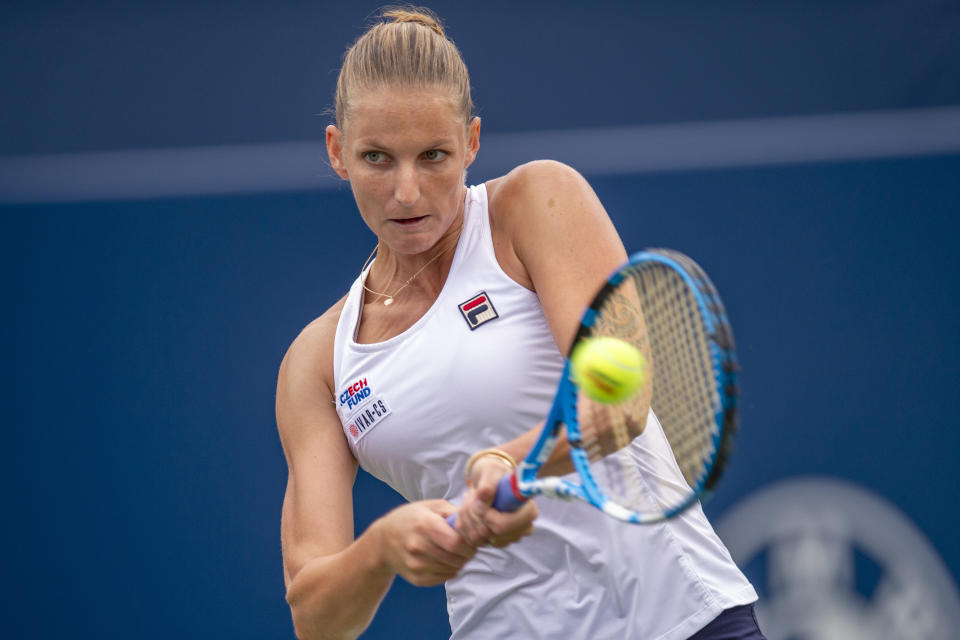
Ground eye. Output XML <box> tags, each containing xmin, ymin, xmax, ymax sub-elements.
<box><xmin>364</xmin><ymin>151</ymin><xmax>388</xmax><ymax>164</ymax></box>
<box><xmin>423</xmin><ymin>149</ymin><xmax>447</xmax><ymax>161</ymax></box>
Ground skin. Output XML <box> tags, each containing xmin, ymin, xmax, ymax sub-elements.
<box><xmin>277</xmin><ymin>85</ymin><xmax>633</xmax><ymax>640</ymax></box>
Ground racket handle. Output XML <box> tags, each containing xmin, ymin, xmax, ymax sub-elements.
<box><xmin>492</xmin><ymin>473</ymin><xmax>526</xmax><ymax>512</ymax></box>
<box><xmin>445</xmin><ymin>473</ymin><xmax>527</xmax><ymax>528</ymax></box>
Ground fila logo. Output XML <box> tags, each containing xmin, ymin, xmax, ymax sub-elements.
<box><xmin>459</xmin><ymin>291</ymin><xmax>499</xmax><ymax>330</ymax></box>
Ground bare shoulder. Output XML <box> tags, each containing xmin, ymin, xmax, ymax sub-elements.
<box><xmin>487</xmin><ymin>159</ymin><xmax>588</xmax><ymax>219</ymax></box>
<box><xmin>276</xmin><ymin>295</ymin><xmax>349</xmax><ymax>444</ymax></box>
<box><xmin>486</xmin><ymin>160</ymin><xmax>624</xmax><ymax>289</ymax></box>
<box><xmin>281</xmin><ymin>296</ymin><xmax>347</xmax><ymax>371</ymax></box>
<box><xmin>487</xmin><ymin>159</ymin><xmax>612</xmax><ymax>253</ymax></box>
<box><xmin>486</xmin><ymin>161</ymin><xmax>597</xmax><ymax>289</ymax></box>
<box><xmin>486</xmin><ymin>160</ymin><xmax>627</xmax><ymax>350</ymax></box>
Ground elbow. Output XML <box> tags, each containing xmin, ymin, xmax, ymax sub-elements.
<box><xmin>284</xmin><ymin>560</ymin><xmax>319</xmax><ymax>638</ymax></box>
<box><xmin>285</xmin><ymin>584</ymin><xmax>309</xmax><ymax>639</ymax></box>
<box><xmin>285</xmin><ymin>579</ymin><xmax>319</xmax><ymax>640</ymax></box>
<box><xmin>285</xmin><ymin>590</ymin><xmax>323</xmax><ymax>640</ymax></box>
<box><xmin>286</xmin><ymin>581</ymin><xmax>364</xmax><ymax>640</ymax></box>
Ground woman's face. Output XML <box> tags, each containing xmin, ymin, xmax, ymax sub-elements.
<box><xmin>327</xmin><ymin>87</ymin><xmax>480</xmax><ymax>256</ymax></box>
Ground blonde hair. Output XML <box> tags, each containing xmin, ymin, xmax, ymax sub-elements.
<box><xmin>334</xmin><ymin>6</ymin><xmax>473</xmax><ymax>129</ymax></box>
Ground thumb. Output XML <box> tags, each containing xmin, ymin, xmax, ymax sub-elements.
<box><xmin>425</xmin><ymin>499</ymin><xmax>457</xmax><ymax>518</ymax></box>
<box><xmin>468</xmin><ymin>486</ymin><xmax>492</xmax><ymax>516</ymax></box>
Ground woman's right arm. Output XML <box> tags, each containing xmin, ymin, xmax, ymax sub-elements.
<box><xmin>277</xmin><ymin>307</ymin><xmax>477</xmax><ymax>640</ymax></box>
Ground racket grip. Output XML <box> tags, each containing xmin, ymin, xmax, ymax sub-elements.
<box><xmin>445</xmin><ymin>474</ymin><xmax>527</xmax><ymax>528</ymax></box>
<box><xmin>491</xmin><ymin>473</ymin><xmax>526</xmax><ymax>512</ymax></box>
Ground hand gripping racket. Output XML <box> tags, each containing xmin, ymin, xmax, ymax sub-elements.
<box><xmin>449</xmin><ymin>248</ymin><xmax>739</xmax><ymax>526</ymax></box>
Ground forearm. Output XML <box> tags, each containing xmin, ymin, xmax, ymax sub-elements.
<box><xmin>285</xmin><ymin>521</ymin><xmax>394</xmax><ymax>640</ymax></box>
<box><xmin>498</xmin><ymin>423</ymin><xmax>575</xmax><ymax>478</ymax></box>
<box><xmin>500</xmin><ymin>406</ymin><xmax>650</xmax><ymax>479</ymax></box>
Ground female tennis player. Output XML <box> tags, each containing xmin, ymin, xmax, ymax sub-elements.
<box><xmin>276</xmin><ymin>7</ymin><xmax>763</xmax><ymax>639</ymax></box>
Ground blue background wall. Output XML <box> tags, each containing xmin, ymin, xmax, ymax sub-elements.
<box><xmin>2</xmin><ymin>2</ymin><xmax>959</xmax><ymax>638</ymax></box>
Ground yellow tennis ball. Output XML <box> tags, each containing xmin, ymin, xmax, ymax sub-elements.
<box><xmin>571</xmin><ymin>336</ymin><xmax>648</xmax><ymax>404</ymax></box>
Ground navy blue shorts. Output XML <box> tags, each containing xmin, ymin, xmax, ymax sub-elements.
<box><xmin>687</xmin><ymin>603</ymin><xmax>766</xmax><ymax>640</ymax></box>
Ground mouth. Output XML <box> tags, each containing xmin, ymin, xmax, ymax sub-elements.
<box><xmin>390</xmin><ymin>215</ymin><xmax>428</xmax><ymax>226</ymax></box>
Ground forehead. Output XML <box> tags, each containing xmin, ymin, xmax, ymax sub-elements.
<box><xmin>345</xmin><ymin>86</ymin><xmax>466</xmax><ymax>145</ymax></box>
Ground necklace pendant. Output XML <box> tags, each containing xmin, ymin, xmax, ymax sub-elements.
<box><xmin>383</xmin><ymin>297</ymin><xmax>394</xmax><ymax>307</ymax></box>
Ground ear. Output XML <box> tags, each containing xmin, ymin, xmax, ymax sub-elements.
<box><xmin>326</xmin><ymin>125</ymin><xmax>350</xmax><ymax>180</ymax></box>
<box><xmin>463</xmin><ymin>116</ymin><xmax>481</xmax><ymax>169</ymax></box>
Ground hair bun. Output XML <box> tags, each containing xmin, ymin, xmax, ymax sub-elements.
<box><xmin>381</xmin><ymin>6</ymin><xmax>445</xmax><ymax>37</ymax></box>
<box><xmin>335</xmin><ymin>6</ymin><xmax>472</xmax><ymax>129</ymax></box>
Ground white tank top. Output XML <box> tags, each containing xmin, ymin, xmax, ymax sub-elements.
<box><xmin>333</xmin><ymin>184</ymin><xmax>757</xmax><ymax>639</ymax></box>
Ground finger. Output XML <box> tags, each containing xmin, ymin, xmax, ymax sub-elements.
<box><xmin>483</xmin><ymin>499</ymin><xmax>539</xmax><ymax>538</ymax></box>
<box><xmin>487</xmin><ymin>535</ymin><xmax>513</xmax><ymax>549</ymax></box>
<box><xmin>471</xmin><ymin>475</ymin><xmax>498</xmax><ymax>504</ymax></box>
<box><xmin>425</xmin><ymin>498</ymin><xmax>489</xmax><ymax>550</ymax></box>
<box><xmin>436</xmin><ymin>526</ymin><xmax>481</xmax><ymax>560</ymax></box>
<box><xmin>421</xmin><ymin>537</ymin><xmax>475</xmax><ymax>569</ymax></box>
<box><xmin>404</xmin><ymin>569</ymin><xmax>461</xmax><ymax>587</ymax></box>
<box><xmin>423</xmin><ymin>499</ymin><xmax>458</xmax><ymax>519</ymax></box>
<box><xmin>485</xmin><ymin>523</ymin><xmax>535</xmax><ymax>547</ymax></box>
<box><xmin>456</xmin><ymin>512</ymin><xmax>493</xmax><ymax>548</ymax></box>
<box><xmin>455</xmin><ymin>490</ymin><xmax>499</xmax><ymax>546</ymax></box>
<box><xmin>421</xmin><ymin>508</ymin><xmax>482</xmax><ymax>559</ymax></box>
<box><xmin>484</xmin><ymin>523</ymin><xmax>534</xmax><ymax>549</ymax></box>
<box><xmin>468</xmin><ymin>456</ymin><xmax>514</xmax><ymax>495</ymax></box>
<box><xmin>404</xmin><ymin>532</ymin><xmax>474</xmax><ymax>573</ymax></box>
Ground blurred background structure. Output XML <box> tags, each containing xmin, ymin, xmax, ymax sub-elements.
<box><xmin>2</xmin><ymin>2</ymin><xmax>959</xmax><ymax>638</ymax></box>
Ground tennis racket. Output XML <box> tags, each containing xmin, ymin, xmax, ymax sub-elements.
<box><xmin>449</xmin><ymin>248</ymin><xmax>739</xmax><ymax>526</ymax></box>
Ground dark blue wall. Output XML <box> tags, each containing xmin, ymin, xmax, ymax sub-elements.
<box><xmin>3</xmin><ymin>1</ymin><xmax>958</xmax><ymax>154</ymax></box>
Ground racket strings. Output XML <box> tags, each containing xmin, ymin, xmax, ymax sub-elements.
<box><xmin>576</xmin><ymin>278</ymin><xmax>657</xmax><ymax>511</ymax></box>
<box><xmin>640</xmin><ymin>264</ymin><xmax>719</xmax><ymax>486</ymax></box>
<box><xmin>577</xmin><ymin>262</ymin><xmax>723</xmax><ymax>515</ymax></box>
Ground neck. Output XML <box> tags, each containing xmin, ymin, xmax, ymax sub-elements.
<box><xmin>362</xmin><ymin>207</ymin><xmax>465</xmax><ymax>305</ymax></box>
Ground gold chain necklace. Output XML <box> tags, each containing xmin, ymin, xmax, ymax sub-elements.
<box><xmin>360</xmin><ymin>240</ymin><xmax>456</xmax><ymax>306</ymax></box>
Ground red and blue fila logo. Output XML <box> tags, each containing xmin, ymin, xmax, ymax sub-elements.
<box><xmin>339</xmin><ymin>377</ymin><xmax>372</xmax><ymax>410</ymax></box>
<box><xmin>458</xmin><ymin>291</ymin><xmax>499</xmax><ymax>330</ymax></box>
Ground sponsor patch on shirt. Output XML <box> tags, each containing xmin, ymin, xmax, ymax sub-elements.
<box><xmin>458</xmin><ymin>291</ymin><xmax>499</xmax><ymax>330</ymax></box>
<box><xmin>345</xmin><ymin>396</ymin><xmax>392</xmax><ymax>444</ymax></box>
<box><xmin>339</xmin><ymin>376</ymin><xmax>373</xmax><ymax>411</ymax></box>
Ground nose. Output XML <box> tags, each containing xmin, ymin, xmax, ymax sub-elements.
<box><xmin>393</xmin><ymin>163</ymin><xmax>420</xmax><ymax>207</ymax></box>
